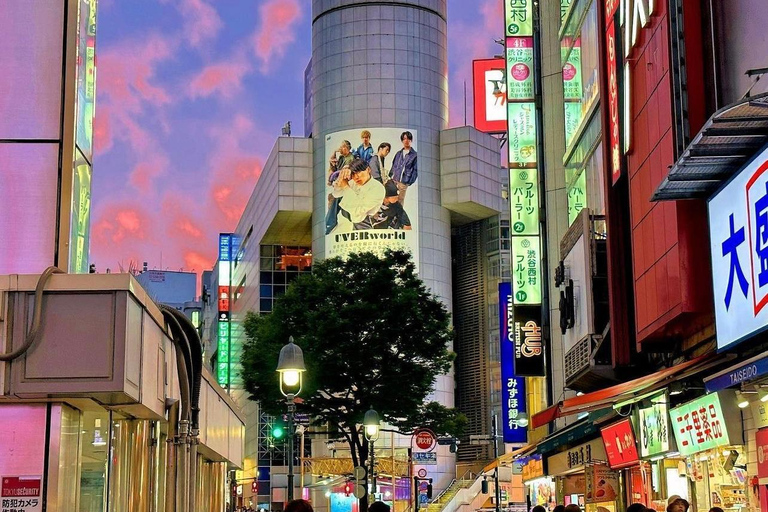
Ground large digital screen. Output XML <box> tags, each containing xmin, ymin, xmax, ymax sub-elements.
<box><xmin>324</xmin><ymin>128</ymin><xmax>419</xmax><ymax>266</ymax></box>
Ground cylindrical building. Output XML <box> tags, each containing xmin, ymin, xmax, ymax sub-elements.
<box><xmin>310</xmin><ymin>0</ymin><xmax>455</xmax><ymax>490</ymax></box>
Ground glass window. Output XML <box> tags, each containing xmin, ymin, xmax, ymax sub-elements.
<box><xmin>260</xmin><ymin>272</ymin><xmax>272</xmax><ymax>285</ymax></box>
<box><xmin>259</xmin><ymin>284</ymin><xmax>272</xmax><ymax>298</ymax></box>
<box><xmin>562</xmin><ymin>0</ymin><xmax>600</xmax><ymax>148</ymax></box>
<box><xmin>260</xmin><ymin>299</ymin><xmax>272</xmax><ymax>312</ymax></box>
<box><xmin>567</xmin><ymin>142</ymin><xmax>605</xmax><ymax>225</ymax></box>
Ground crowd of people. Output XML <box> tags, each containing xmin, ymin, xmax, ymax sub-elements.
<box><xmin>325</xmin><ymin>130</ymin><xmax>417</xmax><ymax>235</ymax></box>
<box><xmin>530</xmin><ymin>496</ymin><xmax>722</xmax><ymax>512</ymax></box>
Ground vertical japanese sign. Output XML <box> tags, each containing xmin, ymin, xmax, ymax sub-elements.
<box><xmin>507</xmin><ymin>103</ymin><xmax>537</xmax><ymax>168</ymax></box>
<box><xmin>1</xmin><ymin>476</ymin><xmax>42</xmax><ymax>512</ymax></box>
<box><xmin>499</xmin><ymin>283</ymin><xmax>529</xmax><ymax>442</ymax></box>
<box><xmin>637</xmin><ymin>398</ymin><xmax>672</xmax><ymax>457</ymax></box>
<box><xmin>509</xmin><ymin>169</ymin><xmax>539</xmax><ymax>235</ymax></box>
<box><xmin>506</xmin><ymin>38</ymin><xmax>534</xmax><ymax>102</ymax></box>
<box><xmin>512</xmin><ymin>236</ymin><xmax>541</xmax><ymax>304</ymax></box>
<box><xmin>217</xmin><ymin>233</ymin><xmax>232</xmax><ymax>388</ymax></box>
<box><xmin>505</xmin><ymin>0</ymin><xmax>533</xmax><ymax>36</ymax></box>
<box><xmin>709</xmin><ymin>148</ymin><xmax>768</xmax><ymax>350</ymax></box>
<box><xmin>605</xmin><ymin>17</ymin><xmax>621</xmax><ymax>183</ymax></box>
<box><xmin>567</xmin><ymin>170</ymin><xmax>586</xmax><ymax>224</ymax></box>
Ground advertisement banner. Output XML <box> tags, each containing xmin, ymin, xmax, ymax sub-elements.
<box><xmin>500</xmin><ymin>282</ymin><xmax>529</xmax><ymax>441</ymax></box>
<box><xmin>509</xmin><ymin>168</ymin><xmax>539</xmax><ymax>235</ymax></box>
<box><xmin>506</xmin><ymin>37</ymin><xmax>534</xmax><ymax>102</ymax></box>
<box><xmin>324</xmin><ymin>128</ymin><xmax>419</xmax><ymax>265</ymax></box>
<box><xmin>637</xmin><ymin>398</ymin><xmax>672</xmax><ymax>457</ymax></box>
<box><xmin>600</xmin><ymin>419</ymin><xmax>640</xmax><ymax>468</ymax></box>
<box><xmin>69</xmin><ymin>154</ymin><xmax>92</xmax><ymax>273</ymax></box>
<box><xmin>512</xmin><ymin>236</ymin><xmax>541</xmax><ymax>304</ymax></box>
<box><xmin>507</xmin><ymin>103</ymin><xmax>537</xmax><ymax>168</ymax></box>
<box><xmin>709</xmin><ymin>147</ymin><xmax>768</xmax><ymax>350</ymax></box>
<box><xmin>472</xmin><ymin>59</ymin><xmax>507</xmax><ymax>133</ymax></box>
<box><xmin>505</xmin><ymin>0</ymin><xmax>533</xmax><ymax>36</ymax></box>
<box><xmin>567</xmin><ymin>169</ymin><xmax>586</xmax><ymax>225</ymax></box>
<box><xmin>217</xmin><ymin>233</ymin><xmax>232</xmax><ymax>387</ymax></box>
<box><xmin>757</xmin><ymin>428</ymin><xmax>768</xmax><ymax>482</ymax></box>
<box><xmin>562</xmin><ymin>40</ymin><xmax>582</xmax><ymax>101</ymax></box>
<box><xmin>670</xmin><ymin>391</ymin><xmax>743</xmax><ymax>456</ymax></box>
<box><xmin>585</xmin><ymin>465</ymin><xmax>619</xmax><ymax>504</ymax></box>
<box><xmin>512</xmin><ymin>305</ymin><xmax>544</xmax><ymax>376</ymax></box>
<box><xmin>521</xmin><ymin>454</ymin><xmax>544</xmax><ymax>482</ymax></box>
<box><xmin>606</xmin><ymin>21</ymin><xmax>621</xmax><ymax>183</ymax></box>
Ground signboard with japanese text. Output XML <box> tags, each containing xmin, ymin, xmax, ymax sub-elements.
<box><xmin>512</xmin><ymin>236</ymin><xmax>541</xmax><ymax>304</ymax></box>
<box><xmin>1</xmin><ymin>476</ymin><xmax>42</xmax><ymax>512</ymax></box>
<box><xmin>637</xmin><ymin>398</ymin><xmax>672</xmax><ymax>457</ymax></box>
<box><xmin>567</xmin><ymin>169</ymin><xmax>586</xmax><ymax>225</ymax></box>
<box><xmin>585</xmin><ymin>465</ymin><xmax>619</xmax><ymax>504</ymax></box>
<box><xmin>413</xmin><ymin>452</ymin><xmax>437</xmax><ymax>466</ymax></box>
<box><xmin>507</xmin><ymin>103</ymin><xmax>537</xmax><ymax>168</ymax></box>
<box><xmin>600</xmin><ymin>419</ymin><xmax>639</xmax><ymax>468</ymax></box>
<box><xmin>564</xmin><ymin>101</ymin><xmax>582</xmax><ymax>148</ymax></box>
<box><xmin>670</xmin><ymin>391</ymin><xmax>743</xmax><ymax>456</ymax></box>
<box><xmin>506</xmin><ymin>37</ymin><xmax>534</xmax><ymax>102</ymax></box>
<box><xmin>500</xmin><ymin>283</ymin><xmax>534</xmax><ymax>424</ymax></box>
<box><xmin>473</xmin><ymin>59</ymin><xmax>507</xmax><ymax>133</ymax></box>
<box><xmin>505</xmin><ymin>0</ymin><xmax>533</xmax><ymax>37</ymax></box>
<box><xmin>705</xmin><ymin>355</ymin><xmax>768</xmax><ymax>392</ymax></box>
<box><xmin>561</xmin><ymin>0</ymin><xmax>573</xmax><ymax>23</ymax></box>
<box><xmin>325</xmin><ymin>128</ymin><xmax>420</xmax><ymax>264</ymax></box>
<box><xmin>521</xmin><ymin>454</ymin><xmax>544</xmax><ymax>482</ymax></box>
<box><xmin>509</xmin><ymin>168</ymin><xmax>539</xmax><ymax>235</ymax></box>
<box><xmin>546</xmin><ymin>438</ymin><xmax>608</xmax><ymax>475</ymax></box>
<box><xmin>217</xmin><ymin>233</ymin><xmax>233</xmax><ymax>387</ymax></box>
<box><xmin>562</xmin><ymin>41</ymin><xmax>582</xmax><ymax>101</ymax></box>
<box><xmin>708</xmin><ymin>146</ymin><xmax>768</xmax><ymax>350</ymax></box>
<box><xmin>606</xmin><ymin>21</ymin><xmax>621</xmax><ymax>183</ymax></box>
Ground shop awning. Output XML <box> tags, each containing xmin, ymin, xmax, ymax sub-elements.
<box><xmin>483</xmin><ymin>444</ymin><xmax>536</xmax><ymax>473</ymax></box>
<box><xmin>531</xmin><ymin>354</ymin><xmax>724</xmax><ymax>428</ymax></box>
<box><xmin>652</xmin><ymin>92</ymin><xmax>768</xmax><ymax>201</ymax></box>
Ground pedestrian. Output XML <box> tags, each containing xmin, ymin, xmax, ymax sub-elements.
<box><xmin>627</xmin><ymin>504</ymin><xmax>646</xmax><ymax>512</ymax></box>
<box><xmin>531</xmin><ymin>506</ymin><xmax>546</xmax><ymax>512</ymax></box>
<box><xmin>370</xmin><ymin>501</ymin><xmax>391</xmax><ymax>512</ymax></box>
<box><xmin>553</xmin><ymin>506</ymin><xmax>565</xmax><ymax>512</ymax></box>
<box><xmin>709</xmin><ymin>508</ymin><xmax>724</xmax><ymax>512</ymax></box>
<box><xmin>666</xmin><ymin>495</ymin><xmax>690</xmax><ymax>512</ymax></box>
<box><xmin>564</xmin><ymin>505</ymin><xmax>582</xmax><ymax>512</ymax></box>
<box><xmin>285</xmin><ymin>499</ymin><xmax>314</xmax><ymax>512</ymax></box>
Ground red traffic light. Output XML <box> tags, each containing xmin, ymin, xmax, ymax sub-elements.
<box><xmin>252</xmin><ymin>481</ymin><xmax>258</xmax><ymax>494</ymax></box>
<box><xmin>344</xmin><ymin>483</ymin><xmax>352</xmax><ymax>496</ymax></box>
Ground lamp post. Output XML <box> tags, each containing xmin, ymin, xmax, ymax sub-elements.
<box><xmin>364</xmin><ymin>408</ymin><xmax>381</xmax><ymax>499</ymax></box>
<box><xmin>276</xmin><ymin>336</ymin><xmax>306</xmax><ymax>501</ymax></box>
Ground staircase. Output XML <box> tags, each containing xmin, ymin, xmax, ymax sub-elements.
<box><xmin>424</xmin><ymin>472</ymin><xmax>477</xmax><ymax>512</ymax></box>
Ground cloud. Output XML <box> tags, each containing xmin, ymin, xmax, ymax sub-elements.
<box><xmin>184</xmin><ymin>250</ymin><xmax>216</xmax><ymax>273</ymax></box>
<box><xmin>93</xmin><ymin>202</ymin><xmax>150</xmax><ymax>246</ymax></box>
<box><xmin>93</xmin><ymin>104</ymin><xmax>113</xmax><ymax>154</ymax></box>
<box><xmin>252</xmin><ymin>0</ymin><xmax>301</xmax><ymax>73</ymax></box>
<box><xmin>179</xmin><ymin>0</ymin><xmax>223</xmax><ymax>48</ymax></box>
<box><xmin>188</xmin><ymin>59</ymin><xmax>252</xmax><ymax>99</ymax></box>
<box><xmin>129</xmin><ymin>156</ymin><xmax>169</xmax><ymax>193</ymax></box>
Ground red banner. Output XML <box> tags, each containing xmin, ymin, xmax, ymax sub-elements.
<box><xmin>606</xmin><ymin>21</ymin><xmax>621</xmax><ymax>183</ymax></box>
<box><xmin>601</xmin><ymin>418</ymin><xmax>640</xmax><ymax>468</ymax></box>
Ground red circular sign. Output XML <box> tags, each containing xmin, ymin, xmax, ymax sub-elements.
<box><xmin>415</xmin><ymin>429</ymin><xmax>436</xmax><ymax>450</ymax></box>
<box><xmin>417</xmin><ymin>469</ymin><xmax>427</xmax><ymax>478</ymax></box>
<box><xmin>511</xmin><ymin>63</ymin><xmax>530</xmax><ymax>81</ymax></box>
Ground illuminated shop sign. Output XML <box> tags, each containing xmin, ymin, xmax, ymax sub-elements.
<box><xmin>505</xmin><ymin>0</ymin><xmax>533</xmax><ymax>37</ymax></box>
<box><xmin>547</xmin><ymin>438</ymin><xmax>608</xmax><ymax>475</ymax></box>
<box><xmin>507</xmin><ymin>103</ymin><xmax>537</xmax><ymax>168</ymax></box>
<box><xmin>499</xmin><ymin>283</ymin><xmax>528</xmax><ymax>442</ymax></box>
<box><xmin>521</xmin><ymin>454</ymin><xmax>544</xmax><ymax>482</ymax></box>
<box><xmin>670</xmin><ymin>391</ymin><xmax>743</xmax><ymax>456</ymax></box>
<box><xmin>506</xmin><ymin>37</ymin><xmax>534</xmax><ymax>102</ymax></box>
<box><xmin>512</xmin><ymin>236</ymin><xmax>541</xmax><ymax>304</ymax></box>
<box><xmin>509</xmin><ymin>168</ymin><xmax>539</xmax><ymax>235</ymax></box>
<box><xmin>585</xmin><ymin>464</ymin><xmax>618</xmax><ymax>504</ymax></box>
<box><xmin>501</xmin><ymin>284</ymin><xmax>544</xmax><ymax>377</ymax></box>
<box><xmin>708</xmin><ymin>148</ymin><xmax>768</xmax><ymax>350</ymax></box>
<box><xmin>472</xmin><ymin>59</ymin><xmax>507</xmax><ymax>133</ymax></box>
<box><xmin>637</xmin><ymin>398</ymin><xmax>672</xmax><ymax>457</ymax></box>
<box><xmin>217</xmin><ymin>233</ymin><xmax>232</xmax><ymax>387</ymax></box>
<box><xmin>600</xmin><ymin>418</ymin><xmax>640</xmax><ymax>468</ymax></box>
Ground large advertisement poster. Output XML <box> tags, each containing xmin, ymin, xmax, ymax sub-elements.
<box><xmin>472</xmin><ymin>59</ymin><xmax>507</xmax><ymax>133</ymax></box>
<box><xmin>324</xmin><ymin>128</ymin><xmax>419</xmax><ymax>265</ymax></box>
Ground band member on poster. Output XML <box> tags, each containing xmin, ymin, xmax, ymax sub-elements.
<box><xmin>354</xmin><ymin>130</ymin><xmax>375</xmax><ymax>163</ymax></box>
<box><xmin>331</xmin><ymin>158</ymin><xmax>385</xmax><ymax>232</ymax></box>
<box><xmin>390</xmin><ymin>131</ymin><xmax>417</xmax><ymax>204</ymax></box>
<box><xmin>371</xmin><ymin>181</ymin><xmax>412</xmax><ymax>230</ymax></box>
<box><xmin>328</xmin><ymin>140</ymin><xmax>354</xmax><ymax>182</ymax></box>
<box><xmin>368</xmin><ymin>142</ymin><xmax>392</xmax><ymax>183</ymax></box>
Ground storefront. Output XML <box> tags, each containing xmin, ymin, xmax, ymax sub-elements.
<box><xmin>669</xmin><ymin>391</ymin><xmax>747</xmax><ymax>512</ymax></box>
<box><xmin>522</xmin><ymin>454</ymin><xmax>556</xmax><ymax>510</ymax></box>
<box><xmin>546</xmin><ymin>438</ymin><xmax>609</xmax><ymax>510</ymax></box>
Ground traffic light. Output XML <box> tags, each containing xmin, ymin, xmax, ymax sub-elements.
<box><xmin>272</xmin><ymin>424</ymin><xmax>285</xmax><ymax>440</ymax></box>
<box><xmin>344</xmin><ymin>482</ymin><xmax>352</xmax><ymax>497</ymax></box>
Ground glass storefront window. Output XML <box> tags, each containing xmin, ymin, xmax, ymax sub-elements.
<box><xmin>562</xmin><ymin>0</ymin><xmax>600</xmax><ymax>149</ymax></box>
<box><xmin>79</xmin><ymin>410</ymin><xmax>110</xmax><ymax>512</ymax></box>
<box><xmin>566</xmin><ymin>142</ymin><xmax>605</xmax><ymax>225</ymax></box>
<box><xmin>688</xmin><ymin>446</ymin><xmax>749</xmax><ymax>512</ymax></box>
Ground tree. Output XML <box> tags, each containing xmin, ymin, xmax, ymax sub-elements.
<box><xmin>241</xmin><ymin>250</ymin><xmax>466</xmax><ymax>509</ymax></box>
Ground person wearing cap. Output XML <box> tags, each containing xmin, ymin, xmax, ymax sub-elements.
<box><xmin>666</xmin><ymin>495</ymin><xmax>689</xmax><ymax>512</ymax></box>
<box><xmin>331</xmin><ymin>158</ymin><xmax>386</xmax><ymax>232</ymax></box>
<box><xmin>371</xmin><ymin>181</ymin><xmax>412</xmax><ymax>230</ymax></box>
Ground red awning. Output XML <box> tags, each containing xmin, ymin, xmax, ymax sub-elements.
<box><xmin>532</xmin><ymin>354</ymin><xmax>724</xmax><ymax>428</ymax></box>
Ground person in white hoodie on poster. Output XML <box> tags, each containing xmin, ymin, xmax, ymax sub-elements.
<box><xmin>331</xmin><ymin>158</ymin><xmax>385</xmax><ymax>232</ymax></box>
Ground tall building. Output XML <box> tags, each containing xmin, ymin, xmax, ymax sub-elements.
<box><xmin>1</xmin><ymin>1</ymin><xmax>96</xmax><ymax>275</ymax></box>
<box><xmin>213</xmin><ymin>0</ymin><xmax>512</xmax><ymax>508</ymax></box>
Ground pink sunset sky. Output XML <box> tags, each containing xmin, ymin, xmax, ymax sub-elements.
<box><xmin>91</xmin><ymin>0</ymin><xmax>502</xmax><ymax>277</ymax></box>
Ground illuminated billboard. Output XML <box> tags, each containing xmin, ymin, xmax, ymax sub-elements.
<box><xmin>472</xmin><ymin>59</ymin><xmax>507</xmax><ymax>133</ymax></box>
<box><xmin>324</xmin><ymin>128</ymin><xmax>419</xmax><ymax>265</ymax></box>
<box><xmin>217</xmin><ymin>233</ymin><xmax>232</xmax><ymax>388</ymax></box>
<box><xmin>69</xmin><ymin>151</ymin><xmax>92</xmax><ymax>273</ymax></box>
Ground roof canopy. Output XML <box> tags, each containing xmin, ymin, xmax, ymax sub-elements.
<box><xmin>653</xmin><ymin>92</ymin><xmax>768</xmax><ymax>201</ymax></box>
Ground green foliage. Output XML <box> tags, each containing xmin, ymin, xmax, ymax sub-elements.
<box><xmin>240</xmin><ymin>250</ymin><xmax>463</xmax><ymax>459</ymax></box>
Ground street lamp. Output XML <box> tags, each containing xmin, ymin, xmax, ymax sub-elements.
<box><xmin>363</xmin><ymin>408</ymin><xmax>380</xmax><ymax>497</ymax></box>
<box><xmin>277</xmin><ymin>336</ymin><xmax>306</xmax><ymax>501</ymax></box>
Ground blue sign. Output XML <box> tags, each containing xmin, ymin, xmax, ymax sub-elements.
<box><xmin>219</xmin><ymin>233</ymin><xmax>232</xmax><ymax>261</ymax></box>
<box><xmin>500</xmin><ymin>283</ymin><xmax>528</xmax><ymax>444</ymax></box>
<box><xmin>705</xmin><ymin>355</ymin><xmax>768</xmax><ymax>392</ymax></box>
<box><xmin>413</xmin><ymin>452</ymin><xmax>437</xmax><ymax>465</ymax></box>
